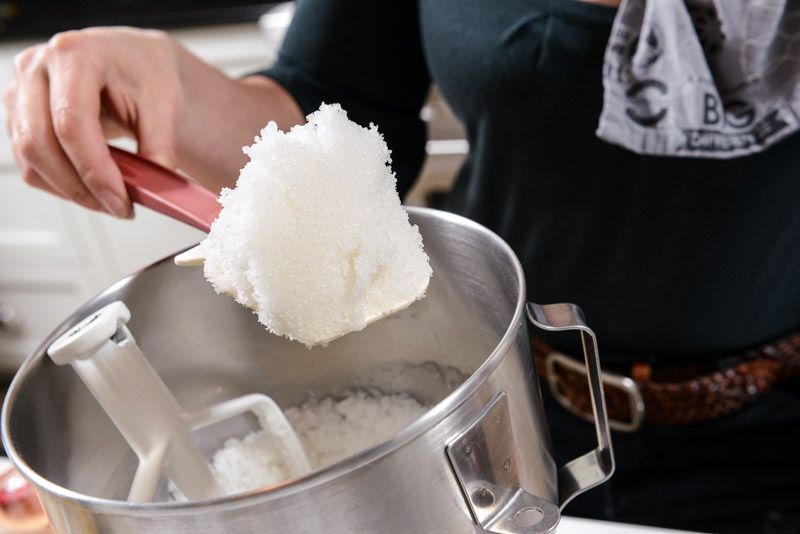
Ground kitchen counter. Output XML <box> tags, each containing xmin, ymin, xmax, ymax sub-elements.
<box><xmin>560</xmin><ymin>517</ymin><xmax>703</xmax><ymax>533</ymax></box>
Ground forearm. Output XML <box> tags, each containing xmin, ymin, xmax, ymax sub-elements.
<box><xmin>174</xmin><ymin>45</ymin><xmax>304</xmax><ymax>192</ymax></box>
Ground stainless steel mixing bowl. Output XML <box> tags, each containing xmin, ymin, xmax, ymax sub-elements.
<box><xmin>2</xmin><ymin>207</ymin><xmax>613</xmax><ymax>533</ymax></box>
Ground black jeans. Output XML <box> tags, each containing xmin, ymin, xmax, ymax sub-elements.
<box><xmin>545</xmin><ymin>378</ymin><xmax>800</xmax><ymax>533</ymax></box>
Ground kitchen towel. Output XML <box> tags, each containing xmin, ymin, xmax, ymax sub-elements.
<box><xmin>596</xmin><ymin>0</ymin><xmax>800</xmax><ymax>158</ymax></box>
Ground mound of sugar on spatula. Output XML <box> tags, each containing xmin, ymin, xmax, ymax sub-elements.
<box><xmin>178</xmin><ymin>104</ymin><xmax>431</xmax><ymax>347</ymax></box>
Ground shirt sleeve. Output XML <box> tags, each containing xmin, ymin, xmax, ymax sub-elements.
<box><xmin>258</xmin><ymin>0</ymin><xmax>432</xmax><ymax>196</ymax></box>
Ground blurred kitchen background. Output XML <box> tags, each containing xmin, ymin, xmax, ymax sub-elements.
<box><xmin>0</xmin><ymin>1</ymin><xmax>466</xmax><ymax>381</ymax></box>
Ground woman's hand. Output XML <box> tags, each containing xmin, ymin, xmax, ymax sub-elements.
<box><xmin>4</xmin><ymin>26</ymin><xmax>304</xmax><ymax>217</ymax></box>
<box><xmin>5</xmin><ymin>28</ymin><xmax>187</xmax><ymax>217</ymax></box>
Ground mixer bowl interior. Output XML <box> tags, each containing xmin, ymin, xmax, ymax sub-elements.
<box><xmin>3</xmin><ymin>209</ymin><xmax>522</xmax><ymax>503</ymax></box>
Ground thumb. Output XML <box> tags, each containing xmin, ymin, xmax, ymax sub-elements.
<box><xmin>135</xmin><ymin>104</ymin><xmax>178</xmax><ymax>170</ymax></box>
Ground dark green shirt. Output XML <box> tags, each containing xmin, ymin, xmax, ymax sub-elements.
<box><xmin>263</xmin><ymin>0</ymin><xmax>800</xmax><ymax>361</ymax></box>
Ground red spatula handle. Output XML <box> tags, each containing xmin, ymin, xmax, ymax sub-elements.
<box><xmin>110</xmin><ymin>146</ymin><xmax>220</xmax><ymax>233</ymax></box>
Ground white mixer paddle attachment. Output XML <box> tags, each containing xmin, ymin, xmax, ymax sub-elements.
<box><xmin>47</xmin><ymin>301</ymin><xmax>311</xmax><ymax>503</ymax></box>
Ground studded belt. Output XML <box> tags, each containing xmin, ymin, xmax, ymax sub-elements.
<box><xmin>533</xmin><ymin>334</ymin><xmax>800</xmax><ymax>432</ymax></box>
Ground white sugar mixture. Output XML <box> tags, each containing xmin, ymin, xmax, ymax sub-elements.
<box><xmin>210</xmin><ymin>390</ymin><xmax>429</xmax><ymax>496</ymax></box>
<box><xmin>201</xmin><ymin>104</ymin><xmax>432</xmax><ymax>347</ymax></box>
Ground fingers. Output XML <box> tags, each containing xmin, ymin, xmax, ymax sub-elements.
<box><xmin>98</xmin><ymin>108</ymin><xmax>131</xmax><ymax>140</ymax></box>
<box><xmin>7</xmin><ymin>57</ymin><xmax>104</xmax><ymax>213</ymax></box>
<box><xmin>5</xmin><ymin>28</ymin><xmax>186</xmax><ymax>217</ymax></box>
<box><xmin>17</xmin><ymin>162</ymin><xmax>59</xmax><ymax>197</ymax></box>
<box><xmin>6</xmin><ymin>40</ymin><xmax>124</xmax><ymax>216</ymax></box>
<box><xmin>7</xmin><ymin>109</ymin><xmax>101</xmax><ymax>212</ymax></box>
<box><xmin>46</xmin><ymin>34</ymin><xmax>132</xmax><ymax>218</ymax></box>
<box><xmin>135</xmin><ymin>97</ymin><xmax>178</xmax><ymax>170</ymax></box>
<box><xmin>10</xmin><ymin>145</ymin><xmax>103</xmax><ymax>212</ymax></box>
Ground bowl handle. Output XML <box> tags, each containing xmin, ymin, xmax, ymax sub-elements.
<box><xmin>525</xmin><ymin>302</ymin><xmax>615</xmax><ymax>509</ymax></box>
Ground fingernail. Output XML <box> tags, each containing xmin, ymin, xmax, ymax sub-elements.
<box><xmin>99</xmin><ymin>190</ymin><xmax>130</xmax><ymax>218</ymax></box>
